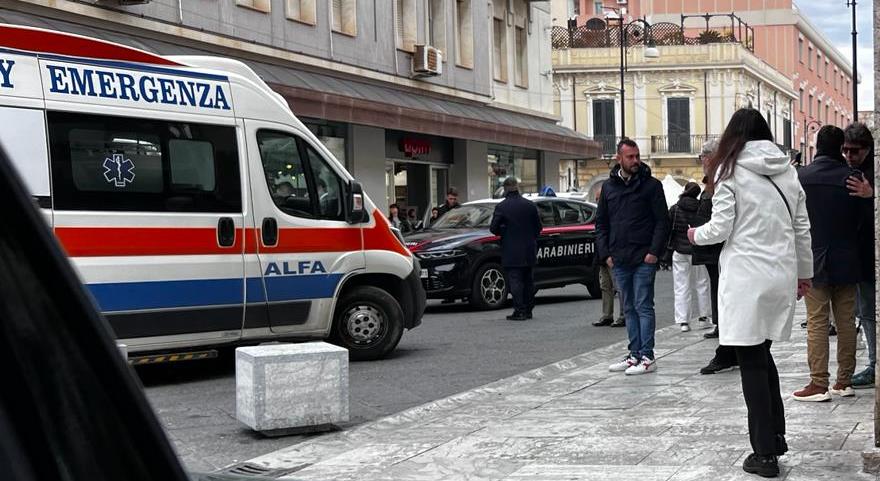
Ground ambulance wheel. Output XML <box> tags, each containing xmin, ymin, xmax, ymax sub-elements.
<box><xmin>584</xmin><ymin>269</ymin><xmax>602</xmax><ymax>299</ymax></box>
<box><xmin>470</xmin><ymin>262</ymin><xmax>508</xmax><ymax>310</ymax></box>
<box><xmin>331</xmin><ymin>286</ymin><xmax>404</xmax><ymax>361</ymax></box>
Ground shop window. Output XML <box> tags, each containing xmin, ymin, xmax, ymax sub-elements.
<box><xmin>303</xmin><ymin>119</ymin><xmax>348</xmax><ymax>168</ymax></box>
<box><xmin>48</xmin><ymin>112</ymin><xmax>241</xmax><ymax>213</ymax></box>
<box><xmin>488</xmin><ymin>145</ymin><xmax>538</xmax><ymax>197</ymax></box>
<box><xmin>287</xmin><ymin>0</ymin><xmax>316</xmax><ymax>24</ymax></box>
<box><xmin>492</xmin><ymin>2</ymin><xmax>508</xmax><ymax>83</ymax></box>
<box><xmin>396</xmin><ymin>0</ymin><xmax>417</xmax><ymax>52</ymax></box>
<box><xmin>236</xmin><ymin>0</ymin><xmax>270</xmax><ymax>13</ymax></box>
<box><xmin>455</xmin><ymin>0</ymin><xmax>474</xmax><ymax>68</ymax></box>
<box><xmin>428</xmin><ymin>0</ymin><xmax>446</xmax><ymax>55</ymax></box>
<box><xmin>332</xmin><ymin>0</ymin><xmax>357</xmax><ymax>36</ymax></box>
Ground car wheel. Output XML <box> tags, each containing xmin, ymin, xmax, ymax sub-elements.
<box><xmin>330</xmin><ymin>286</ymin><xmax>404</xmax><ymax>361</ymax></box>
<box><xmin>585</xmin><ymin>269</ymin><xmax>602</xmax><ymax>299</ymax></box>
<box><xmin>469</xmin><ymin>262</ymin><xmax>509</xmax><ymax>310</ymax></box>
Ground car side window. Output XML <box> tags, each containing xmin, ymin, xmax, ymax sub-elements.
<box><xmin>304</xmin><ymin>144</ymin><xmax>346</xmax><ymax>222</ymax></box>
<box><xmin>257</xmin><ymin>130</ymin><xmax>313</xmax><ymax>218</ymax></box>
<box><xmin>536</xmin><ymin>202</ymin><xmax>556</xmax><ymax>227</ymax></box>
<box><xmin>555</xmin><ymin>201</ymin><xmax>585</xmax><ymax>225</ymax></box>
<box><xmin>580</xmin><ymin>203</ymin><xmax>597</xmax><ymax>223</ymax></box>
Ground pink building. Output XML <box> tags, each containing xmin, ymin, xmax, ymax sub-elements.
<box><xmin>562</xmin><ymin>0</ymin><xmax>854</xmax><ymax>161</ymax></box>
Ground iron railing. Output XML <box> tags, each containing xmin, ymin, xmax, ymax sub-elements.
<box><xmin>594</xmin><ymin>135</ymin><xmax>619</xmax><ymax>156</ymax></box>
<box><xmin>651</xmin><ymin>134</ymin><xmax>720</xmax><ymax>155</ymax></box>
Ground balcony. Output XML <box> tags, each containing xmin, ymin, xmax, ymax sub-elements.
<box><xmin>594</xmin><ymin>135</ymin><xmax>618</xmax><ymax>156</ymax></box>
<box><xmin>651</xmin><ymin>134</ymin><xmax>719</xmax><ymax>155</ymax></box>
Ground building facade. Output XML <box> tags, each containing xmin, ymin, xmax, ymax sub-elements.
<box><xmin>555</xmin><ymin>0</ymin><xmax>854</xmax><ymax>164</ymax></box>
<box><xmin>552</xmin><ymin>19</ymin><xmax>797</xmax><ymax>198</ymax></box>
<box><xmin>1</xmin><ymin>0</ymin><xmax>597</xmax><ymax>219</ymax></box>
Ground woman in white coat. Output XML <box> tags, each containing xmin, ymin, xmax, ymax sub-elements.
<box><xmin>688</xmin><ymin>109</ymin><xmax>813</xmax><ymax>478</ymax></box>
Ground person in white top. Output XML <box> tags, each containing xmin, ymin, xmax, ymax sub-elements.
<box><xmin>687</xmin><ymin>109</ymin><xmax>813</xmax><ymax>478</ymax></box>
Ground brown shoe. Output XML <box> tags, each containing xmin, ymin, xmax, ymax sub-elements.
<box><xmin>829</xmin><ymin>382</ymin><xmax>855</xmax><ymax>398</ymax></box>
<box><xmin>793</xmin><ymin>382</ymin><xmax>831</xmax><ymax>402</ymax></box>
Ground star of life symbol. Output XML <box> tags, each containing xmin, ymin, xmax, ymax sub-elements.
<box><xmin>102</xmin><ymin>153</ymin><xmax>135</xmax><ymax>188</ymax></box>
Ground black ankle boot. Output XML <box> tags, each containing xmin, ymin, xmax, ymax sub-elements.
<box><xmin>743</xmin><ymin>453</ymin><xmax>779</xmax><ymax>478</ymax></box>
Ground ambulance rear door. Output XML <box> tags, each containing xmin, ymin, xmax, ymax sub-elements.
<box><xmin>244</xmin><ymin>120</ymin><xmax>365</xmax><ymax>335</ymax></box>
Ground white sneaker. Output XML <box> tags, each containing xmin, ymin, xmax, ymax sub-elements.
<box><xmin>625</xmin><ymin>356</ymin><xmax>657</xmax><ymax>375</ymax></box>
<box><xmin>680</xmin><ymin>323</ymin><xmax>691</xmax><ymax>332</ymax></box>
<box><xmin>609</xmin><ymin>355</ymin><xmax>638</xmax><ymax>372</ymax></box>
<box><xmin>829</xmin><ymin>384</ymin><xmax>856</xmax><ymax>398</ymax></box>
<box><xmin>698</xmin><ymin>317</ymin><xmax>713</xmax><ymax>330</ymax></box>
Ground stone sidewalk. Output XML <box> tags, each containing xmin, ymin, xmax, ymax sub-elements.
<box><xmin>242</xmin><ymin>303</ymin><xmax>878</xmax><ymax>480</ymax></box>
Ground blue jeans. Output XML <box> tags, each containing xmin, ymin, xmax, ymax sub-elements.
<box><xmin>858</xmin><ymin>280</ymin><xmax>876</xmax><ymax>368</ymax></box>
<box><xmin>613</xmin><ymin>262</ymin><xmax>658</xmax><ymax>360</ymax></box>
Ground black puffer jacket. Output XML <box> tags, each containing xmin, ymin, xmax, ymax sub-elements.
<box><xmin>691</xmin><ymin>182</ymin><xmax>723</xmax><ymax>266</ymax></box>
<box><xmin>667</xmin><ymin>196</ymin><xmax>700</xmax><ymax>255</ymax></box>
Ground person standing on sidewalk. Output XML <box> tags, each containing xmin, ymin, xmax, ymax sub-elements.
<box><xmin>693</xmin><ymin>139</ymin><xmax>740</xmax><ymax>375</ymax></box>
<box><xmin>593</xmin><ymin>185</ymin><xmax>626</xmax><ymax>328</ymax></box>
<box><xmin>667</xmin><ymin>181</ymin><xmax>712</xmax><ymax>333</ymax></box>
<box><xmin>688</xmin><ymin>109</ymin><xmax>812</xmax><ymax>478</ymax></box>
<box><xmin>597</xmin><ymin>138</ymin><xmax>669</xmax><ymax>376</ymax></box>
<box><xmin>842</xmin><ymin>123</ymin><xmax>876</xmax><ymax>389</ymax></box>
<box><xmin>489</xmin><ymin>177</ymin><xmax>542</xmax><ymax>321</ymax></box>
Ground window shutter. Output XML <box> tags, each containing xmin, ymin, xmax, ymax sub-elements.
<box><xmin>332</xmin><ymin>0</ymin><xmax>343</xmax><ymax>31</ymax></box>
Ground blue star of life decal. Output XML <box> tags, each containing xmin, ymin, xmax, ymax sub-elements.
<box><xmin>103</xmin><ymin>153</ymin><xmax>135</xmax><ymax>188</ymax></box>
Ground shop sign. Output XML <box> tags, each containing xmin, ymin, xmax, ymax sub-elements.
<box><xmin>401</xmin><ymin>138</ymin><xmax>431</xmax><ymax>157</ymax></box>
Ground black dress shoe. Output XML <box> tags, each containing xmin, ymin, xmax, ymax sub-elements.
<box><xmin>704</xmin><ymin>326</ymin><xmax>719</xmax><ymax>339</ymax></box>
<box><xmin>592</xmin><ymin>317</ymin><xmax>614</xmax><ymax>326</ymax></box>
<box><xmin>742</xmin><ymin>453</ymin><xmax>779</xmax><ymax>478</ymax></box>
<box><xmin>526</xmin><ymin>311</ymin><xmax>533</xmax><ymax>319</ymax></box>
<box><xmin>700</xmin><ymin>357</ymin><xmax>737</xmax><ymax>375</ymax></box>
<box><xmin>610</xmin><ymin>317</ymin><xmax>626</xmax><ymax>327</ymax></box>
<box><xmin>506</xmin><ymin>312</ymin><xmax>528</xmax><ymax>321</ymax></box>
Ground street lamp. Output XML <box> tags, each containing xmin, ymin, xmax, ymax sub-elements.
<box><xmin>603</xmin><ymin>9</ymin><xmax>659</xmax><ymax>139</ymax></box>
<box><xmin>803</xmin><ymin>119</ymin><xmax>822</xmax><ymax>163</ymax></box>
<box><xmin>846</xmin><ymin>0</ymin><xmax>858</xmax><ymax>115</ymax></box>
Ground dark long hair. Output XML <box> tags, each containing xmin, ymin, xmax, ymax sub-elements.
<box><xmin>706</xmin><ymin>108</ymin><xmax>774</xmax><ymax>193</ymax></box>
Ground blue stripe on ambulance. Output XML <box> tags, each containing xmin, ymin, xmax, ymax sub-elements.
<box><xmin>88</xmin><ymin>274</ymin><xmax>344</xmax><ymax>312</ymax></box>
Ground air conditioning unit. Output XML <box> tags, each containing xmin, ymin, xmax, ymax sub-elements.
<box><xmin>413</xmin><ymin>45</ymin><xmax>442</xmax><ymax>77</ymax></box>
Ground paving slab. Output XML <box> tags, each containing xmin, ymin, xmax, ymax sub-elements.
<box><xmin>242</xmin><ymin>305</ymin><xmax>880</xmax><ymax>480</ymax></box>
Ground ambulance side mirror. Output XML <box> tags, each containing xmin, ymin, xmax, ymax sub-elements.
<box><xmin>348</xmin><ymin>180</ymin><xmax>368</xmax><ymax>224</ymax></box>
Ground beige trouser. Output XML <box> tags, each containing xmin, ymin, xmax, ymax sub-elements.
<box><xmin>805</xmin><ymin>284</ymin><xmax>858</xmax><ymax>388</ymax></box>
<box><xmin>599</xmin><ymin>264</ymin><xmax>616</xmax><ymax>319</ymax></box>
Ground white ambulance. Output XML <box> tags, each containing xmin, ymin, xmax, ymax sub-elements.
<box><xmin>0</xmin><ymin>24</ymin><xmax>424</xmax><ymax>362</ymax></box>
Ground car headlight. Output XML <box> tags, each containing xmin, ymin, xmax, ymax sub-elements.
<box><xmin>416</xmin><ymin>249</ymin><xmax>465</xmax><ymax>260</ymax></box>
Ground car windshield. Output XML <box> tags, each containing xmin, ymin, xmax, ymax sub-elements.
<box><xmin>431</xmin><ymin>204</ymin><xmax>495</xmax><ymax>229</ymax></box>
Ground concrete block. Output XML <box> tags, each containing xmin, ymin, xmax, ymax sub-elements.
<box><xmin>236</xmin><ymin>342</ymin><xmax>349</xmax><ymax>435</ymax></box>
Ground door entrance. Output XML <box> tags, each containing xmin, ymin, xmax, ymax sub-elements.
<box><xmin>387</xmin><ymin>160</ymin><xmax>448</xmax><ymax>229</ymax></box>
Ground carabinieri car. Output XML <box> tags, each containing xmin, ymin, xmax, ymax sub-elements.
<box><xmin>404</xmin><ymin>195</ymin><xmax>601</xmax><ymax>310</ymax></box>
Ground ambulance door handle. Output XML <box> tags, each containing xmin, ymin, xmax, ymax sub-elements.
<box><xmin>217</xmin><ymin>217</ymin><xmax>235</xmax><ymax>247</ymax></box>
<box><xmin>261</xmin><ymin>217</ymin><xmax>278</xmax><ymax>247</ymax></box>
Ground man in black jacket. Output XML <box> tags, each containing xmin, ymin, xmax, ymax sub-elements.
<box><xmin>596</xmin><ymin>139</ymin><xmax>669</xmax><ymax>375</ymax></box>
<box><xmin>490</xmin><ymin>177</ymin><xmax>542</xmax><ymax>321</ymax></box>
<box><xmin>793</xmin><ymin>126</ymin><xmax>864</xmax><ymax>402</ymax></box>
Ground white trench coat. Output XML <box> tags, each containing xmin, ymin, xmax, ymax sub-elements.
<box><xmin>694</xmin><ymin>141</ymin><xmax>813</xmax><ymax>346</ymax></box>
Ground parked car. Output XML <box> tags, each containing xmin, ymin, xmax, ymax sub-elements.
<box><xmin>404</xmin><ymin>197</ymin><xmax>601</xmax><ymax>310</ymax></box>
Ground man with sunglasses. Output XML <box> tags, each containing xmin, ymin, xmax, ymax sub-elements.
<box><xmin>843</xmin><ymin>123</ymin><xmax>876</xmax><ymax>389</ymax></box>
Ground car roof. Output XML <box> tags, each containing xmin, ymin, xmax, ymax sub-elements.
<box><xmin>465</xmin><ymin>196</ymin><xmax>596</xmax><ymax>207</ymax></box>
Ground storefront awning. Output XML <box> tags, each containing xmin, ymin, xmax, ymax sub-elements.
<box><xmin>0</xmin><ymin>8</ymin><xmax>599</xmax><ymax>158</ymax></box>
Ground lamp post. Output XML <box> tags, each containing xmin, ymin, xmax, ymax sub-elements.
<box><xmin>604</xmin><ymin>10</ymin><xmax>659</xmax><ymax>140</ymax></box>
<box><xmin>803</xmin><ymin>119</ymin><xmax>822</xmax><ymax>164</ymax></box>
<box><xmin>846</xmin><ymin>0</ymin><xmax>858</xmax><ymax>116</ymax></box>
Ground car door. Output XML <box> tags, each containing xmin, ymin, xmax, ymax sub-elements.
<box><xmin>533</xmin><ymin>200</ymin><xmax>559</xmax><ymax>284</ymax></box>
<box><xmin>549</xmin><ymin>200</ymin><xmax>596</xmax><ymax>282</ymax></box>
<box><xmin>245</xmin><ymin>121</ymin><xmax>365</xmax><ymax>335</ymax></box>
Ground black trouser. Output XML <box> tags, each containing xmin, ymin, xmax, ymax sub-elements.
<box><xmin>735</xmin><ymin>340</ymin><xmax>785</xmax><ymax>456</ymax></box>
<box><xmin>506</xmin><ymin>266</ymin><xmax>534</xmax><ymax>315</ymax></box>
<box><xmin>705</xmin><ymin>264</ymin><xmax>737</xmax><ymax>365</ymax></box>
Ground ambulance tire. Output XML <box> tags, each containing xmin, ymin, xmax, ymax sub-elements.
<box><xmin>331</xmin><ymin>286</ymin><xmax>404</xmax><ymax>362</ymax></box>
<box><xmin>469</xmin><ymin>262</ymin><xmax>509</xmax><ymax>311</ymax></box>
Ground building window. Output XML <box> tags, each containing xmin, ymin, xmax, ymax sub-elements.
<box><xmin>817</xmin><ymin>54</ymin><xmax>822</xmax><ymax>78</ymax></box>
<box><xmin>236</xmin><ymin>0</ymin><xmax>270</xmax><ymax>12</ymax></box>
<box><xmin>568</xmin><ymin>0</ymin><xmax>580</xmax><ymax>16</ymax></box>
<box><xmin>592</xmin><ymin>99</ymin><xmax>616</xmax><ymax>155</ymax></box>
<box><xmin>808</xmin><ymin>94</ymin><xmax>813</xmax><ymax>117</ymax></box>
<box><xmin>667</xmin><ymin>98</ymin><xmax>691</xmax><ymax>153</ymax></box>
<box><xmin>492</xmin><ymin>3</ymin><xmax>508</xmax><ymax>83</ymax></box>
<box><xmin>783</xmin><ymin>119</ymin><xmax>792</xmax><ymax>149</ymax></box>
<box><xmin>799</xmin><ymin>89</ymin><xmax>804</xmax><ymax>112</ymax></box>
<box><xmin>455</xmin><ymin>0</ymin><xmax>474</xmax><ymax>68</ymax></box>
<box><xmin>808</xmin><ymin>46</ymin><xmax>813</xmax><ymax>70</ymax></box>
<box><xmin>513</xmin><ymin>0</ymin><xmax>528</xmax><ymax>88</ymax></box>
<box><xmin>428</xmin><ymin>0</ymin><xmax>446</xmax><ymax>53</ymax></box>
<box><xmin>798</xmin><ymin>38</ymin><xmax>804</xmax><ymax>63</ymax></box>
<box><xmin>488</xmin><ymin>145</ymin><xmax>538</xmax><ymax>198</ymax></box>
<box><xmin>826</xmin><ymin>104</ymin><xmax>830</xmax><ymax>124</ymax></box>
<box><xmin>594</xmin><ymin>1</ymin><xmax>603</xmax><ymax>15</ymax></box>
<box><xmin>332</xmin><ymin>0</ymin><xmax>357</xmax><ymax>36</ymax></box>
<box><xmin>287</xmin><ymin>0</ymin><xmax>316</xmax><ymax>24</ymax></box>
<box><xmin>824</xmin><ymin>61</ymin><xmax>829</xmax><ymax>82</ymax></box>
<box><xmin>396</xmin><ymin>0</ymin><xmax>417</xmax><ymax>52</ymax></box>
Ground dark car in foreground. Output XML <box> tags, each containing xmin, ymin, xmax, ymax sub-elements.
<box><xmin>404</xmin><ymin>196</ymin><xmax>601</xmax><ymax>310</ymax></box>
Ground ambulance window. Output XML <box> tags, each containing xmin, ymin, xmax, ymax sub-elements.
<box><xmin>69</xmin><ymin>129</ymin><xmax>163</xmax><ymax>194</ymax></box>
<box><xmin>256</xmin><ymin>130</ymin><xmax>313</xmax><ymax>218</ymax></box>
<box><xmin>169</xmin><ymin>140</ymin><xmax>215</xmax><ymax>191</ymax></box>
<box><xmin>304</xmin><ymin>144</ymin><xmax>345</xmax><ymax>221</ymax></box>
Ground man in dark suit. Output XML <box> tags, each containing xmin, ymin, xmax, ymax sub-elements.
<box><xmin>490</xmin><ymin>177</ymin><xmax>542</xmax><ymax>321</ymax></box>
<box><xmin>793</xmin><ymin>125</ymin><xmax>866</xmax><ymax>402</ymax></box>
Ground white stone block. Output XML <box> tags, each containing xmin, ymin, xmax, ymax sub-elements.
<box><xmin>236</xmin><ymin>342</ymin><xmax>349</xmax><ymax>434</ymax></box>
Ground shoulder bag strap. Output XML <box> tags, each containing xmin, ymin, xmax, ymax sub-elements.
<box><xmin>764</xmin><ymin>175</ymin><xmax>793</xmax><ymax>221</ymax></box>
<box><xmin>666</xmin><ymin>206</ymin><xmax>678</xmax><ymax>250</ymax></box>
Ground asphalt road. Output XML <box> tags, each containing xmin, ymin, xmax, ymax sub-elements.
<box><xmin>140</xmin><ymin>271</ymin><xmax>677</xmax><ymax>473</ymax></box>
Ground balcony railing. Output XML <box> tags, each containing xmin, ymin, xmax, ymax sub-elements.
<box><xmin>594</xmin><ymin>135</ymin><xmax>618</xmax><ymax>156</ymax></box>
<box><xmin>651</xmin><ymin>134</ymin><xmax>720</xmax><ymax>155</ymax></box>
